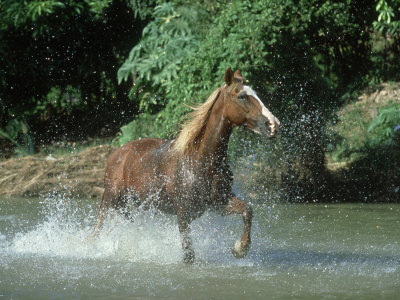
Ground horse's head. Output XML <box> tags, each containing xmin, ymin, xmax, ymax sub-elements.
<box><xmin>223</xmin><ymin>67</ymin><xmax>280</xmax><ymax>137</ymax></box>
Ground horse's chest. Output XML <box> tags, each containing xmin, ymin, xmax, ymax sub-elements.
<box><xmin>178</xmin><ymin>167</ymin><xmax>232</xmax><ymax>204</ymax></box>
<box><xmin>181</xmin><ymin>167</ymin><xmax>196</xmax><ymax>188</ymax></box>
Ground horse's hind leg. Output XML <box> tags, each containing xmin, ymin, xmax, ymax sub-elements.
<box><xmin>222</xmin><ymin>196</ymin><xmax>253</xmax><ymax>258</ymax></box>
<box><xmin>88</xmin><ymin>189</ymin><xmax>118</xmax><ymax>239</ymax></box>
<box><xmin>88</xmin><ymin>209</ymin><xmax>106</xmax><ymax>239</ymax></box>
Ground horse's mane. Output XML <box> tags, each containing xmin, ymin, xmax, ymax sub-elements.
<box><xmin>172</xmin><ymin>87</ymin><xmax>222</xmax><ymax>156</ymax></box>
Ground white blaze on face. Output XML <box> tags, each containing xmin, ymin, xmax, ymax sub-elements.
<box><xmin>242</xmin><ymin>85</ymin><xmax>280</xmax><ymax>135</ymax></box>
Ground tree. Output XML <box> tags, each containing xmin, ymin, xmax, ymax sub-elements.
<box><xmin>0</xmin><ymin>0</ymin><xmax>153</xmax><ymax>150</ymax></box>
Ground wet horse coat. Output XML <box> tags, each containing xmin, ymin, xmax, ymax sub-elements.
<box><xmin>91</xmin><ymin>67</ymin><xmax>280</xmax><ymax>262</ymax></box>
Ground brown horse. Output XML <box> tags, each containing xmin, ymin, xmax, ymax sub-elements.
<box><xmin>91</xmin><ymin>67</ymin><xmax>280</xmax><ymax>263</ymax></box>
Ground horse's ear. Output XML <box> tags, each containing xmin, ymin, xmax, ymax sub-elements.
<box><xmin>224</xmin><ymin>67</ymin><xmax>234</xmax><ymax>86</ymax></box>
<box><xmin>234</xmin><ymin>70</ymin><xmax>242</xmax><ymax>78</ymax></box>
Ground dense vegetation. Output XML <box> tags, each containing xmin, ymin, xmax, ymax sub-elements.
<box><xmin>0</xmin><ymin>0</ymin><xmax>155</xmax><ymax>154</ymax></box>
<box><xmin>1</xmin><ymin>0</ymin><xmax>400</xmax><ymax>201</ymax></box>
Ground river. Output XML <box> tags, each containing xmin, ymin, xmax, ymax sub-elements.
<box><xmin>0</xmin><ymin>196</ymin><xmax>399</xmax><ymax>299</ymax></box>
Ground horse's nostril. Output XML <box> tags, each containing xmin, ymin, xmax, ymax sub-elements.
<box><xmin>265</xmin><ymin>121</ymin><xmax>271</xmax><ymax>127</ymax></box>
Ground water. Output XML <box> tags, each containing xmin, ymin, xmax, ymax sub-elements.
<box><xmin>0</xmin><ymin>196</ymin><xmax>399</xmax><ymax>299</ymax></box>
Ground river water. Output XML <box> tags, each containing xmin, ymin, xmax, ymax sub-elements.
<box><xmin>0</xmin><ymin>196</ymin><xmax>399</xmax><ymax>299</ymax></box>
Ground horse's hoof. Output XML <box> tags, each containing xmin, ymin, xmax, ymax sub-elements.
<box><xmin>232</xmin><ymin>240</ymin><xmax>249</xmax><ymax>259</ymax></box>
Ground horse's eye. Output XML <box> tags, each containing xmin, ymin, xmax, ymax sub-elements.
<box><xmin>238</xmin><ymin>93</ymin><xmax>247</xmax><ymax>102</ymax></box>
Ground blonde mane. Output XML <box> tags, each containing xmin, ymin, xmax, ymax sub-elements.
<box><xmin>172</xmin><ymin>87</ymin><xmax>222</xmax><ymax>156</ymax></box>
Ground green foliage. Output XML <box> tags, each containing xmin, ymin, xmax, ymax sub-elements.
<box><xmin>371</xmin><ymin>0</ymin><xmax>400</xmax><ymax>82</ymax></box>
<box><xmin>126</xmin><ymin>0</ymin><xmax>157</xmax><ymax>20</ymax></box>
<box><xmin>0</xmin><ymin>119</ymin><xmax>34</xmax><ymax>155</ymax></box>
<box><xmin>118</xmin><ymin>1</ymin><xmax>209</xmax><ymax>113</ymax></box>
<box><xmin>0</xmin><ymin>1</ymin><xmax>65</xmax><ymax>25</ymax></box>
<box><xmin>326</xmin><ymin>96</ymin><xmax>400</xmax><ymax>202</ymax></box>
<box><xmin>329</xmin><ymin>105</ymin><xmax>372</xmax><ymax>162</ymax></box>
<box><xmin>0</xmin><ymin>0</ymin><xmax>112</xmax><ymax>36</ymax></box>
<box><xmin>374</xmin><ymin>0</ymin><xmax>400</xmax><ymax>35</ymax></box>
<box><xmin>368</xmin><ymin>102</ymin><xmax>400</xmax><ymax>139</ymax></box>
<box><xmin>31</xmin><ymin>86</ymin><xmax>84</xmax><ymax>117</ymax></box>
<box><xmin>117</xmin><ymin>0</ymin><xmax>374</xmax><ymax>145</ymax></box>
<box><xmin>113</xmin><ymin>113</ymin><xmax>158</xmax><ymax>146</ymax></box>
<box><xmin>328</xmin><ymin>96</ymin><xmax>400</xmax><ymax>163</ymax></box>
<box><xmin>0</xmin><ymin>0</ymin><xmax>151</xmax><ymax>149</ymax></box>
<box><xmin>86</xmin><ymin>0</ymin><xmax>113</xmax><ymax>15</ymax></box>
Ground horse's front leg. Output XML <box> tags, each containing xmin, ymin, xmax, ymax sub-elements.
<box><xmin>224</xmin><ymin>196</ymin><xmax>253</xmax><ymax>258</ymax></box>
<box><xmin>177</xmin><ymin>215</ymin><xmax>195</xmax><ymax>263</ymax></box>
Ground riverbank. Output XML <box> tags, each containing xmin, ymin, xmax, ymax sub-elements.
<box><xmin>1</xmin><ymin>142</ymin><xmax>398</xmax><ymax>202</ymax></box>
<box><xmin>0</xmin><ymin>145</ymin><xmax>115</xmax><ymax>199</ymax></box>
<box><xmin>325</xmin><ymin>82</ymin><xmax>400</xmax><ymax>203</ymax></box>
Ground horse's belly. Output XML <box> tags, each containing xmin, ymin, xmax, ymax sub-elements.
<box><xmin>153</xmin><ymin>196</ymin><xmax>176</xmax><ymax>214</ymax></box>
<box><xmin>128</xmin><ymin>181</ymin><xmax>176</xmax><ymax>214</ymax></box>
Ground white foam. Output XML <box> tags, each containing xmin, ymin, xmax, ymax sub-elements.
<box><xmin>8</xmin><ymin>197</ymin><xmax>253</xmax><ymax>265</ymax></box>
<box><xmin>11</xmin><ymin>210</ymin><xmax>183</xmax><ymax>263</ymax></box>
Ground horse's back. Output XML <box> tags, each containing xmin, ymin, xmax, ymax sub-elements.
<box><xmin>104</xmin><ymin>138</ymin><xmax>170</xmax><ymax>193</ymax></box>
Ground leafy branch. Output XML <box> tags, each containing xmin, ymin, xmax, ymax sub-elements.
<box><xmin>117</xmin><ymin>2</ymin><xmax>209</xmax><ymax>112</ymax></box>
<box><xmin>374</xmin><ymin>0</ymin><xmax>400</xmax><ymax>35</ymax></box>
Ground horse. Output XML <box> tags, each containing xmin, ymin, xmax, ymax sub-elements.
<box><xmin>90</xmin><ymin>67</ymin><xmax>280</xmax><ymax>263</ymax></box>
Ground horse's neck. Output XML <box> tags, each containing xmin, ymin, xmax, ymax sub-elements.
<box><xmin>195</xmin><ymin>99</ymin><xmax>232</xmax><ymax>167</ymax></box>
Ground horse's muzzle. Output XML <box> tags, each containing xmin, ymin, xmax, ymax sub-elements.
<box><xmin>267</xmin><ymin>116</ymin><xmax>280</xmax><ymax>138</ymax></box>
<box><xmin>252</xmin><ymin>116</ymin><xmax>279</xmax><ymax>138</ymax></box>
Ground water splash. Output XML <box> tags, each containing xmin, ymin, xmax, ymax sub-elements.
<box><xmin>8</xmin><ymin>195</ymin><xmax>260</xmax><ymax>265</ymax></box>
<box><xmin>1</xmin><ymin>197</ymin><xmax>400</xmax><ymax>299</ymax></box>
